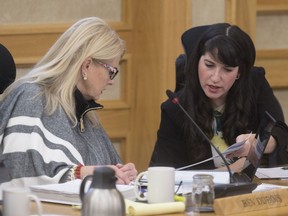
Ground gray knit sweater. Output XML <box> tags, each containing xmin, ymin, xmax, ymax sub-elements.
<box><xmin>0</xmin><ymin>83</ymin><xmax>121</xmax><ymax>191</ymax></box>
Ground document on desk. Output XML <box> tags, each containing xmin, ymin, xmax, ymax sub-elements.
<box><xmin>139</xmin><ymin>170</ymin><xmax>230</xmax><ymax>186</ymax></box>
<box><xmin>256</xmin><ymin>166</ymin><xmax>288</xmax><ymax>179</ymax></box>
<box><xmin>30</xmin><ymin>179</ymin><xmax>135</xmax><ymax>205</ymax></box>
<box><xmin>125</xmin><ymin>199</ymin><xmax>185</xmax><ymax>216</ymax></box>
<box><xmin>253</xmin><ymin>183</ymin><xmax>288</xmax><ymax>193</ymax></box>
<box><xmin>175</xmin><ymin>170</ymin><xmax>230</xmax><ymax>185</ymax></box>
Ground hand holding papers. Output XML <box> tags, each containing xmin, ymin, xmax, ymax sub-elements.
<box><xmin>176</xmin><ymin>139</ymin><xmax>247</xmax><ymax>171</ymax></box>
<box><xmin>221</xmin><ymin>139</ymin><xmax>247</xmax><ymax>155</ymax></box>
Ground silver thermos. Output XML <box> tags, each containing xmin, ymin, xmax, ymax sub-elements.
<box><xmin>80</xmin><ymin>166</ymin><xmax>125</xmax><ymax>216</ymax></box>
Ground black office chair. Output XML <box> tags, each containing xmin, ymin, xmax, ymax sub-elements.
<box><xmin>174</xmin><ymin>25</ymin><xmax>210</xmax><ymax>92</ymax></box>
<box><xmin>0</xmin><ymin>43</ymin><xmax>15</xmax><ymax>185</ymax></box>
<box><xmin>174</xmin><ymin>54</ymin><xmax>186</xmax><ymax>92</ymax></box>
<box><xmin>0</xmin><ymin>43</ymin><xmax>16</xmax><ymax>94</ymax></box>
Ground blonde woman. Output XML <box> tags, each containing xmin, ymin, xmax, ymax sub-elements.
<box><xmin>0</xmin><ymin>17</ymin><xmax>137</xmax><ymax>191</ymax></box>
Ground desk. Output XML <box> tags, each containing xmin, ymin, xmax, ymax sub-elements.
<box><xmin>33</xmin><ymin>202</ymin><xmax>288</xmax><ymax>216</ymax></box>
<box><xmin>30</xmin><ymin>179</ymin><xmax>288</xmax><ymax>216</ymax></box>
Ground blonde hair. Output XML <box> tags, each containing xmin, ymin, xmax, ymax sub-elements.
<box><xmin>3</xmin><ymin>17</ymin><xmax>125</xmax><ymax>125</ymax></box>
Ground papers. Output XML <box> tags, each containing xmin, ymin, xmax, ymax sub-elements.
<box><xmin>256</xmin><ymin>167</ymin><xmax>288</xmax><ymax>179</ymax></box>
<box><xmin>175</xmin><ymin>170</ymin><xmax>230</xmax><ymax>184</ymax></box>
<box><xmin>220</xmin><ymin>132</ymin><xmax>252</xmax><ymax>155</ymax></box>
<box><xmin>221</xmin><ymin>140</ymin><xmax>246</xmax><ymax>155</ymax></box>
<box><xmin>176</xmin><ymin>138</ymin><xmax>248</xmax><ymax>170</ymax></box>
<box><xmin>174</xmin><ymin>170</ymin><xmax>230</xmax><ymax>195</ymax></box>
<box><xmin>30</xmin><ymin>179</ymin><xmax>135</xmax><ymax>205</ymax></box>
<box><xmin>253</xmin><ymin>183</ymin><xmax>288</xmax><ymax>193</ymax></box>
<box><xmin>70</xmin><ymin>199</ymin><xmax>185</xmax><ymax>216</ymax></box>
<box><xmin>125</xmin><ymin>199</ymin><xmax>185</xmax><ymax>216</ymax></box>
<box><xmin>139</xmin><ymin>170</ymin><xmax>230</xmax><ymax>187</ymax></box>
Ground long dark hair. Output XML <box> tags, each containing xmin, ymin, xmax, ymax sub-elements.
<box><xmin>182</xmin><ymin>23</ymin><xmax>257</xmax><ymax>160</ymax></box>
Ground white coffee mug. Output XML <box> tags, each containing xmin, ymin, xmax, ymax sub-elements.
<box><xmin>3</xmin><ymin>187</ymin><xmax>43</xmax><ymax>216</ymax></box>
<box><xmin>134</xmin><ymin>166</ymin><xmax>175</xmax><ymax>203</ymax></box>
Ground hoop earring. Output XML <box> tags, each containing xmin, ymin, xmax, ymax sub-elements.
<box><xmin>236</xmin><ymin>74</ymin><xmax>240</xmax><ymax>80</ymax></box>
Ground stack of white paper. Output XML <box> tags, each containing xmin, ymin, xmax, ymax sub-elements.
<box><xmin>256</xmin><ymin>167</ymin><xmax>288</xmax><ymax>179</ymax></box>
<box><xmin>30</xmin><ymin>179</ymin><xmax>135</xmax><ymax>205</ymax></box>
<box><xmin>175</xmin><ymin>170</ymin><xmax>230</xmax><ymax>185</ymax></box>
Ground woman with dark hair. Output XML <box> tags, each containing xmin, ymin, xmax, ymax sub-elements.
<box><xmin>150</xmin><ymin>23</ymin><xmax>288</xmax><ymax>171</ymax></box>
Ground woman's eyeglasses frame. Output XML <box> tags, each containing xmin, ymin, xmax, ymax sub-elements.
<box><xmin>94</xmin><ymin>60</ymin><xmax>119</xmax><ymax>80</ymax></box>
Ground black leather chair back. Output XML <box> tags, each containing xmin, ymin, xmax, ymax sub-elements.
<box><xmin>0</xmin><ymin>43</ymin><xmax>16</xmax><ymax>94</ymax></box>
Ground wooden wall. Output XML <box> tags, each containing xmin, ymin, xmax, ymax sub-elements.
<box><xmin>1</xmin><ymin>0</ymin><xmax>287</xmax><ymax>172</ymax></box>
<box><xmin>226</xmin><ymin>0</ymin><xmax>288</xmax><ymax>88</ymax></box>
<box><xmin>129</xmin><ymin>0</ymin><xmax>192</xmax><ymax>172</ymax></box>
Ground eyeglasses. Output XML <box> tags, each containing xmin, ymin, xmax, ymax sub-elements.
<box><xmin>95</xmin><ymin>60</ymin><xmax>119</xmax><ymax>80</ymax></box>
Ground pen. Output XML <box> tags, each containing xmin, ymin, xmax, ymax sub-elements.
<box><xmin>175</xmin><ymin>181</ymin><xmax>183</xmax><ymax>194</ymax></box>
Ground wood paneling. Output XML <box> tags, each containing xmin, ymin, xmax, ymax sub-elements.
<box><xmin>256</xmin><ymin>50</ymin><xmax>288</xmax><ymax>88</ymax></box>
<box><xmin>226</xmin><ymin>0</ymin><xmax>288</xmax><ymax>88</ymax></box>
<box><xmin>129</xmin><ymin>0</ymin><xmax>191</xmax><ymax>171</ymax></box>
<box><xmin>257</xmin><ymin>0</ymin><xmax>288</xmax><ymax>12</ymax></box>
<box><xmin>0</xmin><ymin>0</ymin><xmax>132</xmax><ymax>66</ymax></box>
<box><xmin>225</xmin><ymin>0</ymin><xmax>257</xmax><ymax>40</ymax></box>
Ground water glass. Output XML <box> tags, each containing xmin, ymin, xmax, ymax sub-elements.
<box><xmin>192</xmin><ymin>174</ymin><xmax>214</xmax><ymax>211</ymax></box>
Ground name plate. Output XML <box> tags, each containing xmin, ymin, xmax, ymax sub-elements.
<box><xmin>213</xmin><ymin>188</ymin><xmax>288</xmax><ymax>215</ymax></box>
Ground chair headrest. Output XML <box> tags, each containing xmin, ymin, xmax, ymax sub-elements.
<box><xmin>181</xmin><ymin>25</ymin><xmax>211</xmax><ymax>57</ymax></box>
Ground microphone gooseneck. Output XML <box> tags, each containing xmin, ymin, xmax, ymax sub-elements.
<box><xmin>166</xmin><ymin>89</ymin><xmax>236</xmax><ymax>183</ymax></box>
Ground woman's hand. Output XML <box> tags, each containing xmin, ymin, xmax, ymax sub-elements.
<box><xmin>116</xmin><ymin>163</ymin><xmax>138</xmax><ymax>184</ymax></box>
<box><xmin>79</xmin><ymin>165</ymin><xmax>96</xmax><ymax>179</ymax></box>
<box><xmin>226</xmin><ymin>133</ymin><xmax>256</xmax><ymax>159</ymax></box>
<box><xmin>226</xmin><ymin>132</ymin><xmax>277</xmax><ymax>161</ymax></box>
<box><xmin>78</xmin><ymin>163</ymin><xmax>137</xmax><ymax>185</ymax></box>
<box><xmin>111</xmin><ymin>162</ymin><xmax>138</xmax><ymax>184</ymax></box>
<box><xmin>216</xmin><ymin>157</ymin><xmax>246</xmax><ymax>173</ymax></box>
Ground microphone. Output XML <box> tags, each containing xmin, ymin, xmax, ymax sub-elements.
<box><xmin>166</xmin><ymin>89</ymin><xmax>237</xmax><ymax>183</ymax></box>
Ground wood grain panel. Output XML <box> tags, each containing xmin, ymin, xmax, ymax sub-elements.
<box><xmin>129</xmin><ymin>0</ymin><xmax>191</xmax><ymax>171</ymax></box>
<box><xmin>256</xmin><ymin>49</ymin><xmax>288</xmax><ymax>88</ymax></box>
<box><xmin>257</xmin><ymin>0</ymin><xmax>288</xmax><ymax>12</ymax></box>
<box><xmin>225</xmin><ymin>0</ymin><xmax>257</xmax><ymax>40</ymax></box>
<box><xmin>97</xmin><ymin>109</ymin><xmax>129</xmax><ymax>160</ymax></box>
<box><xmin>97</xmin><ymin>109</ymin><xmax>130</xmax><ymax>138</ymax></box>
<box><xmin>256</xmin><ymin>0</ymin><xmax>288</xmax><ymax>87</ymax></box>
<box><xmin>0</xmin><ymin>32</ymin><xmax>62</xmax><ymax>66</ymax></box>
<box><xmin>226</xmin><ymin>0</ymin><xmax>288</xmax><ymax>88</ymax></box>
